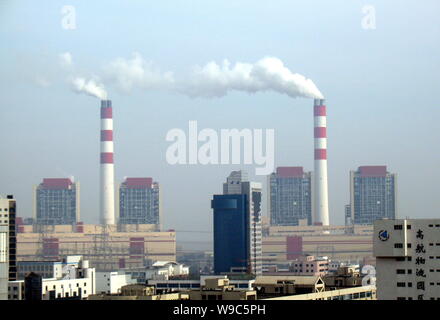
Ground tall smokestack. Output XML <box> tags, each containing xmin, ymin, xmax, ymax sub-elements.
<box><xmin>100</xmin><ymin>100</ymin><xmax>115</xmax><ymax>225</ymax></box>
<box><xmin>313</xmin><ymin>99</ymin><xmax>329</xmax><ymax>226</ymax></box>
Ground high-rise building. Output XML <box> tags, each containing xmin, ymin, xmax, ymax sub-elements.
<box><xmin>0</xmin><ymin>195</ymin><xmax>17</xmax><ymax>300</ymax></box>
<box><xmin>211</xmin><ymin>171</ymin><xmax>262</xmax><ymax>275</ymax></box>
<box><xmin>374</xmin><ymin>219</ymin><xmax>440</xmax><ymax>300</ymax></box>
<box><xmin>118</xmin><ymin>177</ymin><xmax>161</xmax><ymax>228</ymax></box>
<box><xmin>33</xmin><ymin>178</ymin><xmax>80</xmax><ymax>225</ymax></box>
<box><xmin>347</xmin><ymin>166</ymin><xmax>397</xmax><ymax>225</ymax></box>
<box><xmin>268</xmin><ymin>167</ymin><xmax>312</xmax><ymax>226</ymax></box>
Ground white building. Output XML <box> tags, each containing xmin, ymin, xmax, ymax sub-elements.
<box><xmin>374</xmin><ymin>219</ymin><xmax>440</xmax><ymax>300</ymax></box>
<box><xmin>8</xmin><ymin>257</ymin><xmax>95</xmax><ymax>300</ymax></box>
<box><xmin>95</xmin><ymin>271</ymin><xmax>137</xmax><ymax>294</ymax></box>
<box><xmin>121</xmin><ymin>261</ymin><xmax>189</xmax><ymax>283</ymax></box>
<box><xmin>17</xmin><ymin>255</ymin><xmax>82</xmax><ymax>280</ymax></box>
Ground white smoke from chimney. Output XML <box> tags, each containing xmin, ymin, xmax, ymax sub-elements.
<box><xmin>104</xmin><ymin>52</ymin><xmax>175</xmax><ymax>92</ymax></box>
<box><xmin>71</xmin><ymin>77</ymin><xmax>108</xmax><ymax>100</ymax></box>
<box><xmin>181</xmin><ymin>57</ymin><xmax>324</xmax><ymax>99</ymax></box>
<box><xmin>59</xmin><ymin>52</ymin><xmax>73</xmax><ymax>69</ymax></box>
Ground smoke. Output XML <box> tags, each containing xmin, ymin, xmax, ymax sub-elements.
<box><xmin>57</xmin><ymin>52</ymin><xmax>323</xmax><ymax>100</ymax></box>
<box><xmin>71</xmin><ymin>77</ymin><xmax>108</xmax><ymax>100</ymax></box>
<box><xmin>59</xmin><ymin>52</ymin><xmax>73</xmax><ymax>69</ymax></box>
<box><xmin>104</xmin><ymin>52</ymin><xmax>175</xmax><ymax>92</ymax></box>
<box><xmin>181</xmin><ymin>57</ymin><xmax>324</xmax><ymax>99</ymax></box>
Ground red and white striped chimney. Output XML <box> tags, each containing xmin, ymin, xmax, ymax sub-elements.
<box><xmin>313</xmin><ymin>99</ymin><xmax>329</xmax><ymax>226</ymax></box>
<box><xmin>100</xmin><ymin>100</ymin><xmax>115</xmax><ymax>225</ymax></box>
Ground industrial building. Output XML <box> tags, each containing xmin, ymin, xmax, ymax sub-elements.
<box><xmin>373</xmin><ymin>219</ymin><xmax>440</xmax><ymax>300</ymax></box>
<box><xmin>261</xmin><ymin>223</ymin><xmax>374</xmax><ymax>268</ymax></box>
<box><xmin>211</xmin><ymin>171</ymin><xmax>262</xmax><ymax>275</ymax></box>
<box><xmin>16</xmin><ymin>224</ymin><xmax>176</xmax><ymax>272</ymax></box>
<box><xmin>0</xmin><ymin>196</ymin><xmax>17</xmax><ymax>300</ymax></box>
<box><xmin>33</xmin><ymin>178</ymin><xmax>79</xmax><ymax>226</ymax></box>
<box><xmin>347</xmin><ymin>166</ymin><xmax>397</xmax><ymax>225</ymax></box>
<box><xmin>268</xmin><ymin>167</ymin><xmax>312</xmax><ymax>226</ymax></box>
<box><xmin>118</xmin><ymin>177</ymin><xmax>161</xmax><ymax>228</ymax></box>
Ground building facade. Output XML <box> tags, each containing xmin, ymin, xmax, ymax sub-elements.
<box><xmin>16</xmin><ymin>224</ymin><xmax>176</xmax><ymax>272</ymax></box>
<box><xmin>269</xmin><ymin>167</ymin><xmax>312</xmax><ymax>226</ymax></box>
<box><xmin>347</xmin><ymin>166</ymin><xmax>396</xmax><ymax>225</ymax></box>
<box><xmin>374</xmin><ymin>219</ymin><xmax>440</xmax><ymax>300</ymax></box>
<box><xmin>212</xmin><ymin>171</ymin><xmax>262</xmax><ymax>275</ymax></box>
<box><xmin>9</xmin><ymin>257</ymin><xmax>95</xmax><ymax>300</ymax></box>
<box><xmin>118</xmin><ymin>177</ymin><xmax>161</xmax><ymax>229</ymax></box>
<box><xmin>34</xmin><ymin>178</ymin><xmax>80</xmax><ymax>225</ymax></box>
<box><xmin>0</xmin><ymin>196</ymin><xmax>17</xmax><ymax>300</ymax></box>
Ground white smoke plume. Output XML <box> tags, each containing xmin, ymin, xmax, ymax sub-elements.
<box><xmin>181</xmin><ymin>57</ymin><xmax>323</xmax><ymax>99</ymax></box>
<box><xmin>104</xmin><ymin>52</ymin><xmax>175</xmax><ymax>92</ymax></box>
<box><xmin>71</xmin><ymin>77</ymin><xmax>108</xmax><ymax>100</ymax></box>
<box><xmin>59</xmin><ymin>52</ymin><xmax>73</xmax><ymax>69</ymax></box>
<box><xmin>60</xmin><ymin>52</ymin><xmax>323</xmax><ymax>100</ymax></box>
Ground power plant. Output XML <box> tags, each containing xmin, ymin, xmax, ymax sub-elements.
<box><xmin>100</xmin><ymin>100</ymin><xmax>115</xmax><ymax>225</ymax></box>
<box><xmin>313</xmin><ymin>98</ymin><xmax>330</xmax><ymax>226</ymax></box>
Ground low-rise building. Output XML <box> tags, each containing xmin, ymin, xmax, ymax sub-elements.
<box><xmin>253</xmin><ymin>275</ymin><xmax>325</xmax><ymax>299</ymax></box>
<box><xmin>289</xmin><ymin>255</ymin><xmax>329</xmax><ymax>276</ymax></box>
<box><xmin>8</xmin><ymin>257</ymin><xmax>95</xmax><ymax>300</ymax></box>
<box><xmin>188</xmin><ymin>278</ymin><xmax>256</xmax><ymax>300</ymax></box>
<box><xmin>324</xmin><ymin>265</ymin><xmax>363</xmax><ymax>289</ymax></box>
<box><xmin>121</xmin><ymin>261</ymin><xmax>189</xmax><ymax>283</ymax></box>
<box><xmin>95</xmin><ymin>271</ymin><xmax>137</xmax><ymax>294</ymax></box>
<box><xmin>262</xmin><ymin>285</ymin><xmax>376</xmax><ymax>300</ymax></box>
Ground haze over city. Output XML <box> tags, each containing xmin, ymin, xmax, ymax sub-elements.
<box><xmin>1</xmin><ymin>0</ymin><xmax>440</xmax><ymax>250</ymax></box>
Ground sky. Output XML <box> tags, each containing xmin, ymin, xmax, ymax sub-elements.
<box><xmin>1</xmin><ymin>0</ymin><xmax>439</xmax><ymax>250</ymax></box>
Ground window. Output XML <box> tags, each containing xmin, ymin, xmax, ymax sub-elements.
<box><xmin>408</xmin><ymin>283</ymin><xmax>412</xmax><ymax>287</ymax></box>
<box><xmin>406</xmin><ymin>225</ymin><xmax>411</xmax><ymax>229</ymax></box>
<box><xmin>396</xmin><ymin>269</ymin><xmax>405</xmax><ymax>274</ymax></box>
<box><xmin>394</xmin><ymin>243</ymin><xmax>403</xmax><ymax>248</ymax></box>
<box><xmin>394</xmin><ymin>225</ymin><xmax>403</xmax><ymax>230</ymax></box>
<box><xmin>408</xmin><ymin>270</ymin><xmax>412</xmax><ymax>274</ymax></box>
<box><xmin>407</xmin><ymin>257</ymin><xmax>412</xmax><ymax>262</ymax></box>
<box><xmin>407</xmin><ymin>243</ymin><xmax>412</xmax><ymax>248</ymax></box>
<box><xmin>397</xmin><ymin>282</ymin><xmax>406</xmax><ymax>287</ymax></box>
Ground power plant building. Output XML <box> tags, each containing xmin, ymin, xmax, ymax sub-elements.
<box><xmin>118</xmin><ymin>177</ymin><xmax>161</xmax><ymax>228</ymax></box>
<box><xmin>347</xmin><ymin>166</ymin><xmax>397</xmax><ymax>225</ymax></box>
<box><xmin>33</xmin><ymin>178</ymin><xmax>79</xmax><ymax>225</ymax></box>
<box><xmin>269</xmin><ymin>167</ymin><xmax>312</xmax><ymax>226</ymax></box>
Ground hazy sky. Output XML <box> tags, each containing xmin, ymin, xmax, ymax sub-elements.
<box><xmin>1</xmin><ymin>0</ymin><xmax>439</xmax><ymax>249</ymax></box>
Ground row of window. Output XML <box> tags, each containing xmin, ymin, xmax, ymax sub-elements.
<box><xmin>397</xmin><ymin>282</ymin><xmax>440</xmax><ymax>287</ymax></box>
<box><xmin>397</xmin><ymin>297</ymin><xmax>440</xmax><ymax>300</ymax></box>
<box><xmin>395</xmin><ymin>243</ymin><xmax>440</xmax><ymax>248</ymax></box>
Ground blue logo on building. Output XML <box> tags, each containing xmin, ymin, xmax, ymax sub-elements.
<box><xmin>378</xmin><ymin>230</ymin><xmax>389</xmax><ymax>241</ymax></box>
